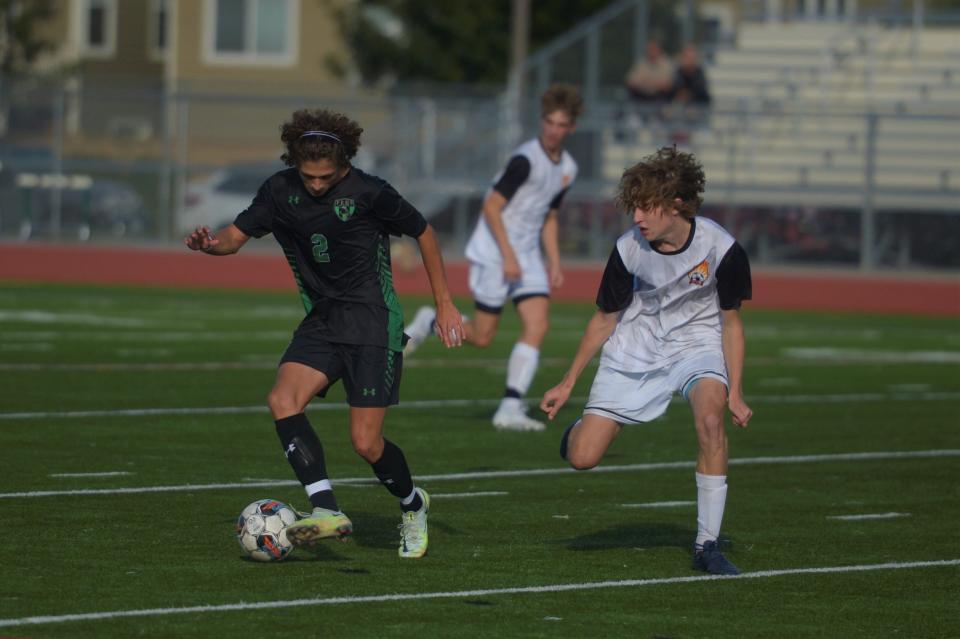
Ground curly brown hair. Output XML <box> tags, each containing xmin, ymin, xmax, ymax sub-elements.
<box><xmin>541</xmin><ymin>84</ymin><xmax>584</xmax><ymax>121</ymax></box>
<box><xmin>614</xmin><ymin>146</ymin><xmax>705</xmax><ymax>218</ymax></box>
<box><xmin>280</xmin><ymin>109</ymin><xmax>363</xmax><ymax>168</ymax></box>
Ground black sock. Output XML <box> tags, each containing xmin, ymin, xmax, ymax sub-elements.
<box><xmin>370</xmin><ymin>439</ymin><xmax>422</xmax><ymax>512</ymax></box>
<box><xmin>275</xmin><ymin>413</ymin><xmax>338</xmax><ymax>511</ymax></box>
<box><xmin>559</xmin><ymin>419</ymin><xmax>579</xmax><ymax>461</ymax></box>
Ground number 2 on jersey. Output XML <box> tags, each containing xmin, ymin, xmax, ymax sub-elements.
<box><xmin>311</xmin><ymin>233</ymin><xmax>330</xmax><ymax>263</ymax></box>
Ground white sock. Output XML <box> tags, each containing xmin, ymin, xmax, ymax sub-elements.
<box><xmin>695</xmin><ymin>472</ymin><xmax>728</xmax><ymax>547</ymax></box>
<box><xmin>305</xmin><ymin>479</ymin><xmax>332</xmax><ymax>497</ymax></box>
<box><xmin>400</xmin><ymin>486</ymin><xmax>419</xmax><ymax>507</ymax></box>
<box><xmin>505</xmin><ymin>342</ymin><xmax>540</xmax><ymax>396</ymax></box>
<box><xmin>499</xmin><ymin>397</ymin><xmax>523</xmax><ymax>412</ymax></box>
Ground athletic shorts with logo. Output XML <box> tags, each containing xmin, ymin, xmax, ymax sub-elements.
<box><xmin>280</xmin><ymin>328</ymin><xmax>403</xmax><ymax>408</ymax></box>
<box><xmin>584</xmin><ymin>350</ymin><xmax>728</xmax><ymax>424</ymax></box>
<box><xmin>469</xmin><ymin>250</ymin><xmax>549</xmax><ymax>310</ymax></box>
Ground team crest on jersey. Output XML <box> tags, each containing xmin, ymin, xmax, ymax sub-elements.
<box><xmin>687</xmin><ymin>260</ymin><xmax>710</xmax><ymax>286</ymax></box>
<box><xmin>334</xmin><ymin>198</ymin><xmax>356</xmax><ymax>221</ymax></box>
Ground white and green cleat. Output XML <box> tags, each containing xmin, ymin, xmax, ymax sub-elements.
<box><xmin>398</xmin><ymin>488</ymin><xmax>430</xmax><ymax>559</ymax></box>
<box><xmin>285</xmin><ymin>508</ymin><xmax>353</xmax><ymax>546</ymax></box>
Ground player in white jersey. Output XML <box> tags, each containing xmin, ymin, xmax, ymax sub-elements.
<box><xmin>540</xmin><ymin>147</ymin><xmax>753</xmax><ymax>575</ymax></box>
<box><xmin>405</xmin><ymin>85</ymin><xmax>583</xmax><ymax>431</ymax></box>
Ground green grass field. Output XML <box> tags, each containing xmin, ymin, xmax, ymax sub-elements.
<box><xmin>1</xmin><ymin>282</ymin><xmax>958</xmax><ymax>638</ymax></box>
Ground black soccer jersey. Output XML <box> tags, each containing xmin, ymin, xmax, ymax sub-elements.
<box><xmin>233</xmin><ymin>167</ymin><xmax>428</xmax><ymax>352</ymax></box>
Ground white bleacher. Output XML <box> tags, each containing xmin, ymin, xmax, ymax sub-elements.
<box><xmin>604</xmin><ymin>21</ymin><xmax>960</xmax><ymax>210</ymax></box>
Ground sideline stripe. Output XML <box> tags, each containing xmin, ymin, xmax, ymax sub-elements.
<box><xmin>2</xmin><ymin>449</ymin><xmax>957</xmax><ymax>500</ymax></box>
<box><xmin>620</xmin><ymin>501</ymin><xmax>696</xmax><ymax>509</ymax></box>
<box><xmin>431</xmin><ymin>491</ymin><xmax>509</xmax><ymax>499</ymax></box>
<box><xmin>784</xmin><ymin>347</ymin><xmax>960</xmax><ymax>364</ymax></box>
<box><xmin>0</xmin><ymin>357</ymin><xmax>571</xmax><ymax>372</ymax></box>
<box><xmin>828</xmin><ymin>512</ymin><xmax>911</xmax><ymax>521</ymax></box>
<box><xmin>2</xmin><ymin>351</ymin><xmax>958</xmax><ymax>372</ymax></box>
<box><xmin>1</xmin><ymin>559</ymin><xmax>956</xmax><ymax>628</ymax></box>
<box><xmin>49</xmin><ymin>472</ymin><xmax>132</xmax><ymax>478</ymax></box>
<box><xmin>2</xmin><ymin>390</ymin><xmax>959</xmax><ymax>420</ymax></box>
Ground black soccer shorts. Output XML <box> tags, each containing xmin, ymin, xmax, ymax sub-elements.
<box><xmin>279</xmin><ymin>331</ymin><xmax>402</xmax><ymax>408</ymax></box>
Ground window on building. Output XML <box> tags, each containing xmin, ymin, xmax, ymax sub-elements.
<box><xmin>148</xmin><ymin>0</ymin><xmax>168</xmax><ymax>60</ymax></box>
<box><xmin>80</xmin><ymin>0</ymin><xmax>117</xmax><ymax>57</ymax></box>
<box><xmin>204</xmin><ymin>0</ymin><xmax>298</xmax><ymax>66</ymax></box>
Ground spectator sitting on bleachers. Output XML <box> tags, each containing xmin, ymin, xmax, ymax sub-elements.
<box><xmin>624</xmin><ymin>40</ymin><xmax>676</xmax><ymax>106</ymax></box>
<box><xmin>665</xmin><ymin>44</ymin><xmax>712</xmax><ymax>143</ymax></box>
<box><xmin>672</xmin><ymin>45</ymin><xmax>711</xmax><ymax>107</ymax></box>
<box><xmin>617</xmin><ymin>40</ymin><xmax>675</xmax><ymax>141</ymax></box>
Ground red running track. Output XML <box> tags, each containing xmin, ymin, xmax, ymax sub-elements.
<box><xmin>1</xmin><ymin>243</ymin><xmax>957</xmax><ymax>316</ymax></box>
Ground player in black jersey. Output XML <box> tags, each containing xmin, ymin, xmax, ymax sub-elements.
<box><xmin>185</xmin><ymin>108</ymin><xmax>463</xmax><ymax>559</ymax></box>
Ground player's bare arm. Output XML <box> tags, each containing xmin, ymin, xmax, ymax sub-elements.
<box><xmin>721</xmin><ymin>308</ymin><xmax>752</xmax><ymax>428</ymax></box>
<box><xmin>184</xmin><ymin>223</ymin><xmax>251</xmax><ymax>255</ymax></box>
<box><xmin>541</xmin><ymin>309</ymin><xmax>619</xmax><ymax>420</ymax></box>
<box><xmin>415</xmin><ymin>224</ymin><xmax>464</xmax><ymax>348</ymax></box>
<box><xmin>481</xmin><ymin>190</ymin><xmax>521</xmax><ymax>281</ymax></box>
<box><xmin>542</xmin><ymin>209</ymin><xmax>564</xmax><ymax>288</ymax></box>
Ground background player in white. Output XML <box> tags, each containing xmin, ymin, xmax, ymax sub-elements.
<box><xmin>540</xmin><ymin>147</ymin><xmax>753</xmax><ymax>575</ymax></box>
<box><xmin>405</xmin><ymin>84</ymin><xmax>583</xmax><ymax>432</ymax></box>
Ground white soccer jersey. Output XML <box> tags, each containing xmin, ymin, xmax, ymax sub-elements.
<box><xmin>465</xmin><ymin>138</ymin><xmax>577</xmax><ymax>262</ymax></box>
<box><xmin>596</xmin><ymin>216</ymin><xmax>751</xmax><ymax>373</ymax></box>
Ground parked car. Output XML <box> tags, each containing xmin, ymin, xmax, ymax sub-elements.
<box><xmin>0</xmin><ymin>147</ymin><xmax>149</xmax><ymax>240</ymax></box>
<box><xmin>180</xmin><ymin>149</ymin><xmax>377</xmax><ymax>233</ymax></box>
<box><xmin>180</xmin><ymin>162</ymin><xmax>284</xmax><ymax>233</ymax></box>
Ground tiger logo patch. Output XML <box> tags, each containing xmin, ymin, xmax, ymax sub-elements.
<box><xmin>687</xmin><ymin>260</ymin><xmax>709</xmax><ymax>286</ymax></box>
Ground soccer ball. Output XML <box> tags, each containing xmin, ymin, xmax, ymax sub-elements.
<box><xmin>235</xmin><ymin>499</ymin><xmax>298</xmax><ymax>562</ymax></box>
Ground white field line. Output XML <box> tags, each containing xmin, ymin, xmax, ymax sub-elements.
<box><xmin>887</xmin><ymin>383</ymin><xmax>931</xmax><ymax>392</ymax></box>
<box><xmin>0</xmin><ymin>343</ymin><xmax>53</xmax><ymax>351</ymax></box>
<box><xmin>828</xmin><ymin>512</ymin><xmax>912</xmax><ymax>521</ymax></box>
<box><xmin>0</xmin><ymin>559</ymin><xmax>956</xmax><ymax>629</ymax></box>
<box><xmin>4</xmin><ymin>350</ymin><xmax>960</xmax><ymax>372</ymax></box>
<box><xmin>0</xmin><ymin>311</ymin><xmax>147</xmax><ymax>327</ymax></box>
<box><xmin>2</xmin><ymin>390</ymin><xmax>960</xmax><ymax>421</ymax></box>
<box><xmin>756</xmin><ymin>377</ymin><xmax>800</xmax><ymax>388</ymax></box>
<box><xmin>0</xmin><ymin>324</ymin><xmax>944</xmax><ymax>340</ymax></box>
<box><xmin>0</xmin><ymin>357</ymin><xmax>571</xmax><ymax>372</ymax></box>
<box><xmin>0</xmin><ymin>398</ymin><xmax>505</xmax><ymax>420</ymax></box>
<box><xmin>4</xmin><ymin>327</ymin><xmax>954</xmax><ymax>344</ymax></box>
<box><xmin>3</xmin><ymin>326</ymin><xmax>956</xmax><ymax>346</ymax></box>
<box><xmin>2</xmin><ymin>449</ymin><xmax>958</xmax><ymax>500</ymax></box>
<box><xmin>49</xmin><ymin>472</ymin><xmax>132</xmax><ymax>478</ymax></box>
<box><xmin>0</xmin><ymin>330</ymin><xmax>289</xmax><ymax>342</ymax></box>
<box><xmin>0</xmin><ymin>361</ymin><xmax>279</xmax><ymax>372</ymax></box>
<box><xmin>784</xmin><ymin>347</ymin><xmax>960</xmax><ymax>364</ymax></box>
<box><xmin>620</xmin><ymin>501</ymin><xmax>696</xmax><ymax>508</ymax></box>
<box><xmin>430</xmin><ymin>491</ymin><xmax>509</xmax><ymax>498</ymax></box>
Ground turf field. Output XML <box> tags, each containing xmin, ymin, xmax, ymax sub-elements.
<box><xmin>0</xmin><ymin>282</ymin><xmax>957</xmax><ymax>638</ymax></box>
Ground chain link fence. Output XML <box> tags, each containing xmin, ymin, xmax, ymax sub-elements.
<box><xmin>0</xmin><ymin>76</ymin><xmax>957</xmax><ymax>271</ymax></box>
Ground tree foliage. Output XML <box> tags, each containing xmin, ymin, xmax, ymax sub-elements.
<box><xmin>331</xmin><ymin>0</ymin><xmax>619</xmax><ymax>86</ymax></box>
<box><xmin>0</xmin><ymin>0</ymin><xmax>55</xmax><ymax>74</ymax></box>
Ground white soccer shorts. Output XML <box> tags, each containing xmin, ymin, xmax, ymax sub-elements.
<box><xmin>584</xmin><ymin>350</ymin><xmax>728</xmax><ymax>424</ymax></box>
<box><xmin>468</xmin><ymin>251</ymin><xmax>549</xmax><ymax>309</ymax></box>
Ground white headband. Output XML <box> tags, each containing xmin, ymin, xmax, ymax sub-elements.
<box><xmin>299</xmin><ymin>130</ymin><xmax>342</xmax><ymax>143</ymax></box>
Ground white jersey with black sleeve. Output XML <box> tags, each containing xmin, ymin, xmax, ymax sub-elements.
<box><xmin>595</xmin><ymin>216</ymin><xmax>752</xmax><ymax>373</ymax></box>
<box><xmin>465</xmin><ymin>137</ymin><xmax>577</xmax><ymax>262</ymax></box>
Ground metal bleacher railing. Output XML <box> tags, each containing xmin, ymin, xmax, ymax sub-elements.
<box><xmin>509</xmin><ymin>0</ymin><xmax>960</xmax><ymax>270</ymax></box>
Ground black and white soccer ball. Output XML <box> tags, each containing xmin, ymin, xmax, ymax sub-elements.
<box><xmin>235</xmin><ymin>499</ymin><xmax>298</xmax><ymax>562</ymax></box>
